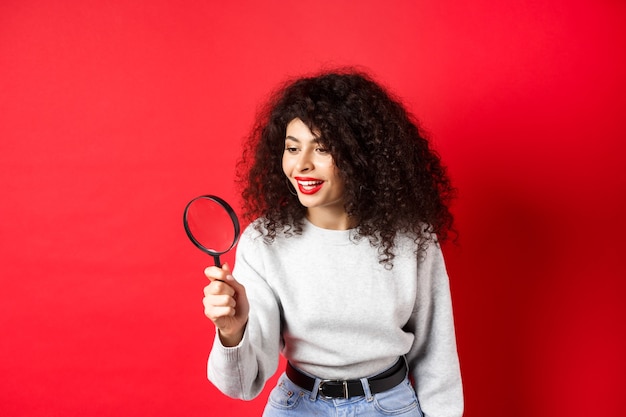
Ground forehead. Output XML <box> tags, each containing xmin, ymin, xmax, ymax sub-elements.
<box><xmin>285</xmin><ymin>118</ymin><xmax>319</xmax><ymax>141</ymax></box>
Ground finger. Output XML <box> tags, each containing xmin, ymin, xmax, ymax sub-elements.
<box><xmin>204</xmin><ymin>266</ymin><xmax>229</xmax><ymax>282</ymax></box>
<box><xmin>203</xmin><ymin>293</ymin><xmax>236</xmax><ymax>309</ymax></box>
<box><xmin>204</xmin><ymin>307</ymin><xmax>235</xmax><ymax>322</ymax></box>
<box><xmin>223</xmin><ymin>273</ymin><xmax>246</xmax><ymax>295</ymax></box>
<box><xmin>215</xmin><ymin>263</ymin><xmax>234</xmax><ymax>284</ymax></box>
<box><xmin>204</xmin><ymin>281</ymin><xmax>235</xmax><ymax>297</ymax></box>
<box><xmin>204</xmin><ymin>305</ymin><xmax>237</xmax><ymax>321</ymax></box>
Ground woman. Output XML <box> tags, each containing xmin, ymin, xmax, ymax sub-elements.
<box><xmin>203</xmin><ymin>69</ymin><xmax>463</xmax><ymax>416</ymax></box>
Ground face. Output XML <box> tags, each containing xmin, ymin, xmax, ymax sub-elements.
<box><xmin>282</xmin><ymin>118</ymin><xmax>348</xmax><ymax>227</ymax></box>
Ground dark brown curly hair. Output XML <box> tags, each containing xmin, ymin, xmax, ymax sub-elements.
<box><xmin>237</xmin><ymin>68</ymin><xmax>455</xmax><ymax>267</ymax></box>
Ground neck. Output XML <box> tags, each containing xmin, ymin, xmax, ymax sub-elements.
<box><xmin>305</xmin><ymin>208</ymin><xmax>356</xmax><ymax>230</ymax></box>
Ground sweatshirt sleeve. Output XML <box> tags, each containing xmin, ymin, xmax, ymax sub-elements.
<box><xmin>207</xmin><ymin>226</ymin><xmax>282</xmax><ymax>400</ymax></box>
<box><xmin>405</xmin><ymin>242</ymin><xmax>464</xmax><ymax>417</ymax></box>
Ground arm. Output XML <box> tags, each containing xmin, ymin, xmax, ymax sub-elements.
<box><xmin>405</xmin><ymin>242</ymin><xmax>464</xmax><ymax>417</ymax></box>
<box><xmin>205</xmin><ymin>227</ymin><xmax>282</xmax><ymax>400</ymax></box>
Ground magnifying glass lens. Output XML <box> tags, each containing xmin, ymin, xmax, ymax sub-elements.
<box><xmin>186</xmin><ymin>198</ymin><xmax>235</xmax><ymax>252</ymax></box>
<box><xmin>183</xmin><ymin>195</ymin><xmax>241</xmax><ymax>268</ymax></box>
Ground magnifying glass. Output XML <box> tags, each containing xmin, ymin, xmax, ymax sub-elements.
<box><xmin>183</xmin><ymin>195</ymin><xmax>241</xmax><ymax>267</ymax></box>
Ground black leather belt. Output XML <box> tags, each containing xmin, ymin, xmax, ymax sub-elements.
<box><xmin>286</xmin><ymin>358</ymin><xmax>407</xmax><ymax>399</ymax></box>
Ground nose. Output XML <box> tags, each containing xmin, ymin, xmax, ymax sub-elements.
<box><xmin>295</xmin><ymin>151</ymin><xmax>313</xmax><ymax>172</ymax></box>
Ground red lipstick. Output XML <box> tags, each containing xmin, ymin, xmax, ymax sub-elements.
<box><xmin>294</xmin><ymin>177</ymin><xmax>324</xmax><ymax>195</ymax></box>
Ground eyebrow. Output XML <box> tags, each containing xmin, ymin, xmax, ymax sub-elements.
<box><xmin>285</xmin><ymin>136</ymin><xmax>322</xmax><ymax>143</ymax></box>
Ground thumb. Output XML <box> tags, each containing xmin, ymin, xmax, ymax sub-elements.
<box><xmin>222</xmin><ymin>268</ymin><xmax>245</xmax><ymax>293</ymax></box>
<box><xmin>221</xmin><ymin>263</ymin><xmax>241</xmax><ymax>289</ymax></box>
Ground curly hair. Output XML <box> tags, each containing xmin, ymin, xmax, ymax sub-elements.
<box><xmin>237</xmin><ymin>68</ymin><xmax>455</xmax><ymax>267</ymax></box>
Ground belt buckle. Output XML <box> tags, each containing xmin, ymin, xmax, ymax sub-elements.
<box><xmin>318</xmin><ymin>379</ymin><xmax>349</xmax><ymax>399</ymax></box>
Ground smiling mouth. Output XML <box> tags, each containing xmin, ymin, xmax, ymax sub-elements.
<box><xmin>295</xmin><ymin>178</ymin><xmax>323</xmax><ymax>195</ymax></box>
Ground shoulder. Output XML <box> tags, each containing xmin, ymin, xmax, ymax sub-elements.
<box><xmin>239</xmin><ymin>219</ymin><xmax>266</xmax><ymax>245</ymax></box>
<box><xmin>238</xmin><ymin>217</ymin><xmax>295</xmax><ymax>248</ymax></box>
<box><xmin>392</xmin><ymin>228</ymin><xmax>443</xmax><ymax>263</ymax></box>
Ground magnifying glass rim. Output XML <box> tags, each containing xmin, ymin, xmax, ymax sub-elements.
<box><xmin>183</xmin><ymin>194</ymin><xmax>241</xmax><ymax>257</ymax></box>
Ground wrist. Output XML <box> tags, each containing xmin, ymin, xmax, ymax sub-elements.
<box><xmin>218</xmin><ymin>326</ymin><xmax>245</xmax><ymax>347</ymax></box>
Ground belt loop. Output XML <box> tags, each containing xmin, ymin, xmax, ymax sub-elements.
<box><xmin>402</xmin><ymin>355</ymin><xmax>410</xmax><ymax>379</ymax></box>
<box><xmin>400</xmin><ymin>356</ymin><xmax>411</xmax><ymax>390</ymax></box>
<box><xmin>310</xmin><ymin>378</ymin><xmax>322</xmax><ymax>401</ymax></box>
<box><xmin>360</xmin><ymin>377</ymin><xmax>374</xmax><ymax>401</ymax></box>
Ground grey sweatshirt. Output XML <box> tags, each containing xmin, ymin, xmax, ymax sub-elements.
<box><xmin>208</xmin><ymin>219</ymin><xmax>463</xmax><ymax>417</ymax></box>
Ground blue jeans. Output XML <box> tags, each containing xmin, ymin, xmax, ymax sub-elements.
<box><xmin>262</xmin><ymin>372</ymin><xmax>423</xmax><ymax>417</ymax></box>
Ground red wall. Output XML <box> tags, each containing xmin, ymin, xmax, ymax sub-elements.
<box><xmin>2</xmin><ymin>1</ymin><xmax>625</xmax><ymax>416</ymax></box>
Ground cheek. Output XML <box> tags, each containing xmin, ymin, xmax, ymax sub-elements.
<box><xmin>328</xmin><ymin>165</ymin><xmax>345</xmax><ymax>190</ymax></box>
<box><xmin>328</xmin><ymin>162</ymin><xmax>341</xmax><ymax>180</ymax></box>
<box><xmin>281</xmin><ymin>155</ymin><xmax>290</xmax><ymax>176</ymax></box>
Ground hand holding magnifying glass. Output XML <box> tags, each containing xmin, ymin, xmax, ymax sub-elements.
<box><xmin>184</xmin><ymin>195</ymin><xmax>248</xmax><ymax>346</ymax></box>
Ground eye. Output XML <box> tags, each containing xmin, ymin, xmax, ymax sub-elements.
<box><xmin>284</xmin><ymin>146</ymin><xmax>299</xmax><ymax>153</ymax></box>
<box><xmin>316</xmin><ymin>146</ymin><xmax>329</xmax><ymax>154</ymax></box>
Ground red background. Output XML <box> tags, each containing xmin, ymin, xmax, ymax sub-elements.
<box><xmin>2</xmin><ymin>1</ymin><xmax>625</xmax><ymax>416</ymax></box>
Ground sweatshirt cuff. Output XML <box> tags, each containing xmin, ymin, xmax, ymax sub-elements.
<box><xmin>213</xmin><ymin>325</ymin><xmax>249</xmax><ymax>362</ymax></box>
